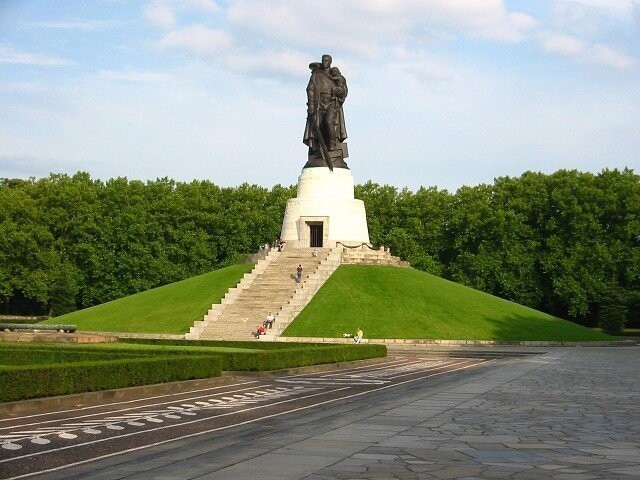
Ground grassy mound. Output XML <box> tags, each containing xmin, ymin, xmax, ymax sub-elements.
<box><xmin>44</xmin><ymin>262</ymin><xmax>613</xmax><ymax>341</ymax></box>
<box><xmin>282</xmin><ymin>265</ymin><xmax>613</xmax><ymax>342</ymax></box>
<box><xmin>43</xmin><ymin>264</ymin><xmax>253</xmax><ymax>334</ymax></box>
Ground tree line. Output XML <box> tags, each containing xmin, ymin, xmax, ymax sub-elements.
<box><xmin>1</xmin><ymin>169</ymin><xmax>638</xmax><ymax>330</ymax></box>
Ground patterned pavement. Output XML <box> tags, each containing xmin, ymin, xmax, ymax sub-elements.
<box><xmin>2</xmin><ymin>347</ymin><xmax>639</xmax><ymax>479</ymax></box>
<box><xmin>305</xmin><ymin>347</ymin><xmax>640</xmax><ymax>480</ymax></box>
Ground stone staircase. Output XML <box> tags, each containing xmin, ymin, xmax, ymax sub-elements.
<box><xmin>259</xmin><ymin>248</ymin><xmax>342</xmax><ymax>340</ymax></box>
<box><xmin>186</xmin><ymin>245</ymin><xmax>408</xmax><ymax>341</ymax></box>
<box><xmin>186</xmin><ymin>248</ymin><xmax>334</xmax><ymax>340</ymax></box>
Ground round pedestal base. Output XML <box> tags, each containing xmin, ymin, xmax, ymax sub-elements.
<box><xmin>280</xmin><ymin>167</ymin><xmax>370</xmax><ymax>249</ymax></box>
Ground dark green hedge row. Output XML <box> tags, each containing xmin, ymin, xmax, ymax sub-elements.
<box><xmin>218</xmin><ymin>344</ymin><xmax>387</xmax><ymax>372</ymax></box>
<box><xmin>1</xmin><ymin>355</ymin><xmax>222</xmax><ymax>402</ymax></box>
<box><xmin>119</xmin><ymin>339</ymin><xmax>388</xmax><ymax>371</ymax></box>
<box><xmin>0</xmin><ymin>343</ymin><xmax>172</xmax><ymax>365</ymax></box>
<box><xmin>1</xmin><ymin>341</ymin><xmax>386</xmax><ymax>402</ymax></box>
<box><xmin>0</xmin><ymin>345</ymin><xmax>147</xmax><ymax>366</ymax></box>
<box><xmin>119</xmin><ymin>338</ymin><xmax>327</xmax><ymax>350</ymax></box>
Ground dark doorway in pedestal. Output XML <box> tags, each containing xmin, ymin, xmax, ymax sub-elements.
<box><xmin>309</xmin><ymin>223</ymin><xmax>323</xmax><ymax>248</ymax></box>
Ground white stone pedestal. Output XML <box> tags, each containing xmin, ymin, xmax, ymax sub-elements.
<box><xmin>280</xmin><ymin>167</ymin><xmax>370</xmax><ymax>248</ymax></box>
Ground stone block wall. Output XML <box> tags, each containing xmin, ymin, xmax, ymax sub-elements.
<box><xmin>338</xmin><ymin>244</ymin><xmax>410</xmax><ymax>267</ymax></box>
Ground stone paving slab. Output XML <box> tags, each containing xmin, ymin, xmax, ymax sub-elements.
<box><xmin>306</xmin><ymin>347</ymin><xmax>640</xmax><ymax>480</ymax></box>
<box><xmin>31</xmin><ymin>346</ymin><xmax>640</xmax><ymax>480</ymax></box>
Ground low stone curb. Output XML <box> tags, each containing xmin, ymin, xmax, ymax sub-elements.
<box><xmin>274</xmin><ymin>336</ymin><xmax>636</xmax><ymax>347</ymax></box>
<box><xmin>88</xmin><ymin>331</ymin><xmax>185</xmax><ymax>340</ymax></box>
<box><xmin>2</xmin><ymin>331</ymin><xmax>634</xmax><ymax>347</ymax></box>
<box><xmin>89</xmin><ymin>332</ymin><xmax>635</xmax><ymax>347</ymax></box>
<box><xmin>0</xmin><ymin>331</ymin><xmax>119</xmax><ymax>344</ymax></box>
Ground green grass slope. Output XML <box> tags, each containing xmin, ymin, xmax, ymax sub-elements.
<box><xmin>43</xmin><ymin>264</ymin><xmax>254</xmax><ymax>334</ymax></box>
<box><xmin>283</xmin><ymin>265</ymin><xmax>613</xmax><ymax>342</ymax></box>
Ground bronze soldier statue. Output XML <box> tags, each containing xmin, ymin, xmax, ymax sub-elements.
<box><xmin>303</xmin><ymin>54</ymin><xmax>349</xmax><ymax>169</ymax></box>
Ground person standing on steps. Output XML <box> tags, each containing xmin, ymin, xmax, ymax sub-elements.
<box><xmin>296</xmin><ymin>264</ymin><xmax>303</xmax><ymax>283</ymax></box>
<box><xmin>266</xmin><ymin>312</ymin><xmax>275</xmax><ymax>329</ymax></box>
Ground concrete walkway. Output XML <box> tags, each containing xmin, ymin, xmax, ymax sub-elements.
<box><xmin>34</xmin><ymin>346</ymin><xmax>640</xmax><ymax>479</ymax></box>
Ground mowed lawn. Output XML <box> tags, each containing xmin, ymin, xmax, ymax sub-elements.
<box><xmin>43</xmin><ymin>264</ymin><xmax>254</xmax><ymax>334</ymax></box>
<box><xmin>283</xmin><ymin>265</ymin><xmax>613</xmax><ymax>342</ymax></box>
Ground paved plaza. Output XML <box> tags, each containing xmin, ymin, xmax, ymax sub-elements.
<box><xmin>301</xmin><ymin>347</ymin><xmax>640</xmax><ymax>480</ymax></box>
<box><xmin>8</xmin><ymin>346</ymin><xmax>640</xmax><ymax>480</ymax></box>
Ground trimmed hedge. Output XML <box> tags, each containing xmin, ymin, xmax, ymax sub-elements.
<box><xmin>1</xmin><ymin>355</ymin><xmax>222</xmax><ymax>402</ymax></box>
<box><xmin>118</xmin><ymin>339</ymin><xmax>388</xmax><ymax>371</ymax></box>
<box><xmin>1</xmin><ymin>341</ymin><xmax>387</xmax><ymax>403</ymax></box>
<box><xmin>0</xmin><ymin>345</ymin><xmax>147</xmax><ymax>366</ymax></box>
<box><xmin>119</xmin><ymin>338</ymin><xmax>325</xmax><ymax>350</ymax></box>
<box><xmin>218</xmin><ymin>344</ymin><xmax>387</xmax><ymax>371</ymax></box>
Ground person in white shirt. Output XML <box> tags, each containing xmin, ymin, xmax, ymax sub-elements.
<box><xmin>265</xmin><ymin>313</ymin><xmax>275</xmax><ymax>329</ymax></box>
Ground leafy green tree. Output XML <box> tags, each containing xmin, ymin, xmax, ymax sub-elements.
<box><xmin>30</xmin><ymin>172</ymin><xmax>102</xmax><ymax>309</ymax></box>
<box><xmin>598</xmin><ymin>286</ymin><xmax>628</xmax><ymax>333</ymax></box>
<box><xmin>627</xmin><ymin>292</ymin><xmax>640</xmax><ymax>328</ymax></box>
<box><xmin>356</xmin><ymin>182</ymin><xmax>400</xmax><ymax>247</ymax></box>
<box><xmin>1</xmin><ymin>168</ymin><xmax>637</xmax><ymax>329</ymax></box>
<box><xmin>48</xmin><ymin>261</ymin><xmax>79</xmax><ymax>316</ymax></box>
<box><xmin>537</xmin><ymin>170</ymin><xmax>637</xmax><ymax>324</ymax></box>
<box><xmin>0</xmin><ymin>180</ymin><xmax>59</xmax><ymax>313</ymax></box>
<box><xmin>406</xmin><ymin>186</ymin><xmax>452</xmax><ymax>275</ymax></box>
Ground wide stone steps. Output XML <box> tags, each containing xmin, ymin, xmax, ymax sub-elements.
<box><xmin>186</xmin><ymin>248</ymin><xmax>327</xmax><ymax>340</ymax></box>
<box><xmin>186</xmin><ymin>245</ymin><xmax>409</xmax><ymax>341</ymax></box>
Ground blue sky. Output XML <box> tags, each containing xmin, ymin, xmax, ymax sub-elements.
<box><xmin>1</xmin><ymin>0</ymin><xmax>638</xmax><ymax>191</ymax></box>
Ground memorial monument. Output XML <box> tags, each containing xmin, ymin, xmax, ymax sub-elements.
<box><xmin>280</xmin><ymin>54</ymin><xmax>370</xmax><ymax>248</ymax></box>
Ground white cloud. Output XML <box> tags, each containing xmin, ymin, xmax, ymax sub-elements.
<box><xmin>0</xmin><ymin>44</ymin><xmax>73</xmax><ymax>67</ymax></box>
<box><xmin>540</xmin><ymin>32</ymin><xmax>588</xmax><ymax>55</ymax></box>
<box><xmin>223</xmin><ymin>50</ymin><xmax>310</xmax><ymax>79</ymax></box>
<box><xmin>98</xmin><ymin>69</ymin><xmax>175</xmax><ymax>82</ymax></box>
<box><xmin>633</xmin><ymin>1</ymin><xmax>640</xmax><ymax>37</ymax></box>
<box><xmin>0</xmin><ymin>154</ymin><xmax>82</xmax><ymax>178</ymax></box>
<box><xmin>556</xmin><ymin>0</ymin><xmax>633</xmax><ymax>17</ymax></box>
<box><xmin>475</xmin><ymin>11</ymin><xmax>537</xmax><ymax>42</ymax></box>
<box><xmin>183</xmin><ymin>0</ymin><xmax>219</xmax><ymax>14</ymax></box>
<box><xmin>388</xmin><ymin>47</ymin><xmax>456</xmax><ymax>84</ymax></box>
<box><xmin>552</xmin><ymin>2</ymin><xmax>601</xmax><ymax>36</ymax></box>
<box><xmin>538</xmin><ymin>31</ymin><xmax>635</xmax><ymax>69</ymax></box>
<box><xmin>144</xmin><ymin>0</ymin><xmax>219</xmax><ymax>28</ymax></box>
<box><xmin>156</xmin><ymin>24</ymin><xmax>233</xmax><ymax>56</ymax></box>
<box><xmin>586</xmin><ymin>43</ymin><xmax>636</xmax><ymax>69</ymax></box>
<box><xmin>144</xmin><ymin>1</ymin><xmax>176</xmax><ymax>28</ymax></box>
<box><xmin>26</xmin><ymin>19</ymin><xmax>124</xmax><ymax>31</ymax></box>
<box><xmin>227</xmin><ymin>0</ymin><xmax>536</xmax><ymax>54</ymax></box>
<box><xmin>511</xmin><ymin>12</ymin><xmax>539</xmax><ymax>31</ymax></box>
